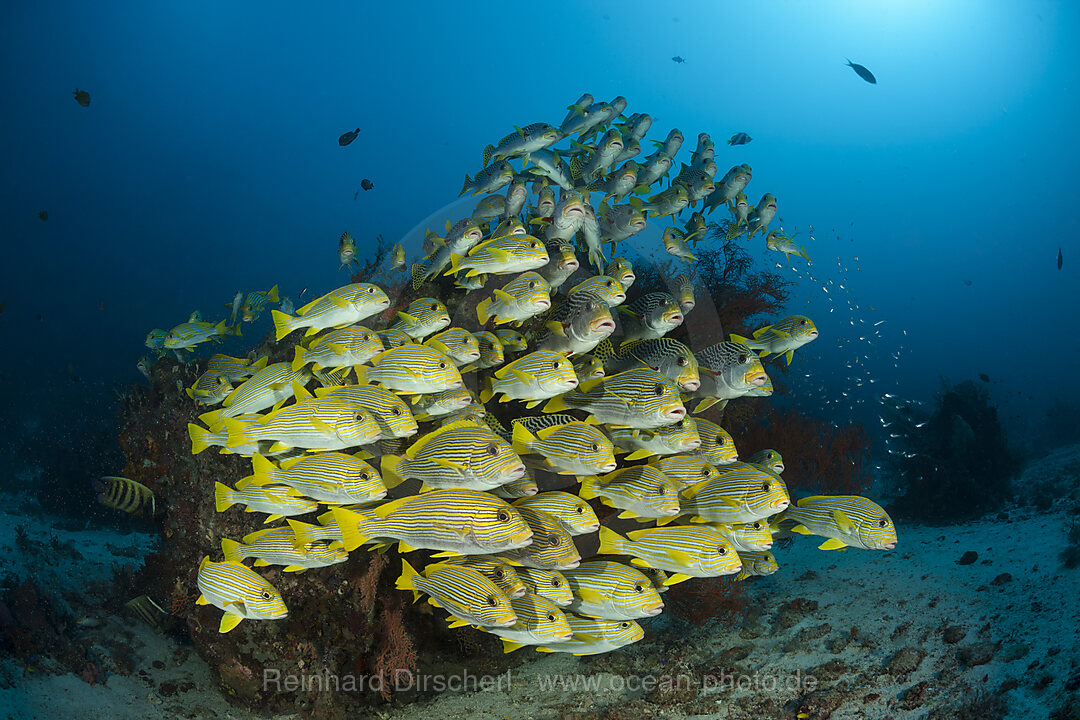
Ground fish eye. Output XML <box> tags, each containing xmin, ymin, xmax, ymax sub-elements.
<box><xmin>654</xmin><ymin>484</ymin><xmax>665</xmax><ymax>494</ymax></box>
<box><xmin>531</xmin><ymin>241</ymin><xmax>539</xmax><ymax>248</ymax></box>
<box><xmin>429</xmin><ymin>303</ymin><xmax>438</xmax><ymax>311</ymax></box>
<box><xmin>547</xmin><ymin>613</ymin><xmax>556</xmax><ymax>622</ymax></box>
<box><xmin>575</xmin><ymin>505</ymin><xmax>585</xmax><ymax>513</ymax></box>
<box><xmin>605</xmin><ymin>280</ymin><xmax>613</xmax><ymax>287</ymax></box>
<box><xmin>529</xmin><ymin>281</ymin><xmax>536</xmax><ymax>288</ymax></box>
<box><xmin>653</xmin><ymin>383</ymin><xmax>664</xmax><ymax>396</ymax></box>
<box><xmin>493</xmin><ymin>568</ymin><xmax>505</xmax><ymax>580</ymax></box>
<box><xmin>717</xmin><ymin>546</ymin><xmax>728</xmax><ymax>555</ymax></box>
<box><xmin>547</xmin><ymin>534</ymin><xmax>560</xmax><ymax>547</ymax></box>
<box><xmin>486</xmin><ymin>595</ymin><xmax>498</xmax><ymax>608</ymax></box>
<box><xmin>551</xmin><ymin>579</ymin><xmax>561</xmax><ymax>587</ymax></box>
<box><xmin>676</xmin><ymin>357</ymin><xmax>687</xmax><ymax>366</ymax></box>
<box><xmin>438</xmin><ymin>362</ymin><xmax>447</xmax><ymax>369</ymax></box>
<box><xmin>738</xmin><ymin>354</ymin><xmax>749</xmax><ymax>364</ymax></box>
<box><xmin>878</xmin><ymin>519</ymin><xmax>888</xmax><ymax>528</ymax></box>
<box><xmin>701</xmin><ymin>468</ymin><xmax>710</xmax><ymax>477</ymax></box>
<box><xmin>752</xmin><ymin>522</ymin><xmax>762</xmax><ymax>529</ymax></box>
<box><xmin>497</xmin><ymin>510</ymin><xmax>511</xmax><ymax>522</ymax></box>
<box><xmin>354</xmin><ymin>412</ymin><xmax>366</xmax><ymax>422</ymax></box>
<box><xmin>261</xmin><ymin>591</ymin><xmax>272</xmax><ymax>600</ymax></box>
<box><xmin>673</xmin><ymin>420</ymin><xmax>683</xmax><ymax>428</ymax></box>
<box><xmin>486</xmin><ymin>444</ymin><xmax>499</xmax><ymax>457</ymax></box>
<box><xmin>634</xmin><ymin>584</ymin><xmax>644</xmax><ymax>593</ymax></box>
<box><xmin>761</xmin><ymin>482</ymin><xmax>770</xmax><ymax>493</ymax></box>
<box><xmin>391</xmin><ymin>407</ymin><xmax>401</xmax><ymax>416</ymax></box>
<box><xmin>590</xmin><ymin>443</ymin><xmax>599</xmax><ymax>452</ymax></box>
<box><xmin>620</xmin><ymin>621</ymin><xmax>631</xmax><ymax>628</ymax></box>
<box><xmin>359</xmin><ymin>472</ymin><xmax>369</xmax><ymax>480</ymax></box>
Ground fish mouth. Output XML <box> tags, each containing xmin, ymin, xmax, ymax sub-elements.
<box><xmin>560</xmin><ymin>559</ymin><xmax>581</xmax><ymax>569</ymax></box>
<box><xmin>645</xmin><ymin>605</ymin><xmax>664</xmax><ymax>616</ymax></box>
<box><xmin>598</xmin><ymin>461</ymin><xmax>618</xmax><ymax>473</ymax></box>
<box><xmin>664</xmin><ymin>313</ymin><xmax>684</xmax><ymax>325</ymax></box>
<box><xmin>509</xmin><ymin>530</ymin><xmax>535</xmax><ymax>548</ymax></box>
<box><xmin>592</xmin><ymin>319</ymin><xmax>617</xmax><ymax>334</ymax></box>
<box><xmin>492</xmin><ymin>617</ymin><xmax>517</xmax><ymax>628</ymax></box>
<box><xmin>664</xmin><ymin>406</ymin><xmax>687</xmax><ymax>421</ymax></box>
<box><xmin>680</xmin><ymin>379</ymin><xmax>701</xmax><ymax>392</ymax></box>
<box><xmin>772</xmin><ymin>499</ymin><xmax>790</xmax><ymax>511</ymax></box>
<box><xmin>561</xmin><ymin>259</ymin><xmax>580</xmax><ymax>271</ymax></box>
<box><xmin>883</xmin><ymin>541</ymin><xmax>896</xmax><ymax>550</ymax></box>
<box><xmin>759</xmin><ymin>541</ymin><xmax>774</xmax><ymax>550</ymax></box>
<box><xmin>508</xmin><ymin>464</ymin><xmax>527</xmax><ymax>480</ymax></box>
<box><xmin>535</xmin><ymin>299</ymin><xmax>552</xmax><ymax>310</ymax></box>
<box><xmin>746</xmin><ymin>372</ymin><xmax>768</xmax><ymax>386</ymax></box>
<box><xmin>684</xmin><ymin>440</ymin><xmax>702</xmax><ymax>449</ymax></box>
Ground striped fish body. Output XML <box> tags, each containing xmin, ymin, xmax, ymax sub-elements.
<box><xmin>631</xmin><ymin>184</ymin><xmax>688</xmax><ymax>219</ymax></box>
<box><xmin>696</xmin><ymin>342</ymin><xmax>768</xmax><ymax>394</ymax></box>
<box><xmin>598</xmin><ymin>525</ymin><xmax>741</xmax><ymax>580</ymax></box>
<box><xmin>314</xmin><ymin>385</ymin><xmax>418</xmax><ymax>439</ymax></box>
<box><xmin>493</xmin><ymin>328</ymin><xmax>528</xmax><ymax>352</ymax></box>
<box><xmin>560</xmin><ymin>561</ymin><xmax>663</xmax><ymax>620</ymax></box>
<box><xmin>483</xmin><ymin>123</ymin><xmax>560</xmax><ymax>165</ymax></box>
<box><xmin>355</xmin><ymin>345</ymin><xmax>463</xmax><ymax>395</ymax></box>
<box><xmin>733</xmin><ymin>315</ymin><xmax>819</xmax><ymax>364</ymax></box>
<box><xmin>411</xmin><ymin>387</ymin><xmax>474</xmax><ymax>420</ymax></box>
<box><xmin>202</xmin><ymin>363</ymin><xmax>311</xmax><ymax>425</ymax></box>
<box><xmin>196</xmin><ymin>556</ymin><xmax>287</xmax><ymax>632</ymax></box>
<box><xmin>636</xmin><ymin>150</ymin><xmax>673</xmax><ymax>188</ymax></box>
<box><xmin>460</xmin><ymin>160</ymin><xmax>515</xmax><ymax>197</ymax></box>
<box><xmin>398</xmin><ymin>561</ymin><xmax>516</xmax><ymax>628</ymax></box>
<box><xmin>496</xmin><ymin>506</ymin><xmax>580</xmax><ymax>570</ymax></box>
<box><xmin>516</xmin><ymin>568</ymin><xmax>573</xmax><ymax>607</ymax></box>
<box><xmin>504</xmin><ymin>181</ymin><xmax>529</xmax><ymax>220</ymax></box>
<box><xmin>481</xmin><ymin>351</ymin><xmax>579</xmax><ymax>406</ymax></box>
<box><xmin>693</xmin><ymin>419</ymin><xmax>739</xmax><ymax>465</ymax></box>
<box><xmin>736</xmin><ymin>550</ymin><xmax>779</xmax><ymax>580</ymax></box>
<box><xmin>390</xmin><ymin>298</ymin><xmax>451</xmax><ymax>340</ymax></box>
<box><xmin>224</xmin><ymin>399</ymin><xmax>381</xmax><ymax>452</ymax></box>
<box><xmin>570</xmin><ymin>127</ymin><xmax>624</xmax><ymax>185</ymax></box>
<box><xmin>779</xmin><ymin>495</ymin><xmax>896</xmax><ymax>550</ymax></box>
<box><xmin>164</xmin><ymin>320</ymin><xmax>230</xmax><ymax>350</ymax></box>
<box><xmin>536</xmin><ymin>614</ymin><xmax>644</xmax><ymax>655</ymax></box>
<box><xmin>476</xmin><ymin>272</ymin><xmax>551</xmax><ymax>326</ymax></box>
<box><xmin>434</xmin><ymin>404</ymin><xmax>487</xmax><ymax>427</ymax></box>
<box><xmin>607</xmin><ymin>417</ymin><xmax>702</xmax><ymax>460</ymax></box>
<box><xmin>323</xmin><ymin>491</ymin><xmax>533</xmax><ymax>555</ymax></box>
<box><xmin>222</xmin><ymin>528</ymin><xmax>347</xmax><ymax>572</ymax></box>
<box><xmin>420</xmin><ymin>225</ymin><xmax>486</xmax><ymax>282</ymax></box>
<box><xmin>569</xmin><ymin>275</ymin><xmax>626</xmax><ymax>307</ymax></box>
<box><xmin>766</xmin><ymin>230</ymin><xmax>811</xmax><ymax>262</ymax></box>
<box><xmin>472</xmin><ymin>195</ymin><xmax>506</xmax><ymax>220</ymax></box>
<box><xmin>573</xmin><ymin>355</ymin><xmax>605</xmax><ymax>384</ymax></box>
<box><xmin>214</xmin><ymin>482</ymin><xmax>318</xmax><ymax>521</ymax></box>
<box><xmin>647</xmin><ymin>454</ymin><xmax>720</xmax><ymax>489</ymax></box>
<box><xmin>438</xmin><ymin>557</ymin><xmax>528</xmax><ymax>599</ymax></box>
<box><xmin>381</xmin><ymin>421</ymin><xmax>525</xmax><ymax>492</ymax></box>
<box><xmin>448</xmin><ymin>234</ymin><xmax>549</xmax><ymax>277</ymax></box>
<box><xmin>747</xmin><ymin>193</ymin><xmax>778</xmax><ymax>238</ymax></box>
<box><xmin>541</xmin><ymin>192</ymin><xmax>586</xmax><ymax>243</ymax></box>
<box><xmin>597</xmin><ymin>338</ymin><xmax>699</xmax><ymax>392</ymax></box>
<box><xmin>677</xmin><ymin>464</ymin><xmax>790</xmax><ymax>524</ymax></box>
<box><xmin>481</xmin><ymin>592</ymin><xmax>573</xmax><ymax>652</ymax></box>
<box><xmin>535</xmin><ymin>291</ymin><xmax>615</xmax><ymax>356</ymax></box>
<box><xmin>538</xmin><ymin>240</ymin><xmax>580</xmax><ymax>291</ymax></box>
<box><xmin>745</xmin><ymin>449</ymin><xmax>784</xmax><ymax>474</ymax></box>
<box><xmin>272</xmin><ymin>283</ymin><xmax>390</xmax><ymax>341</ymax></box>
<box><xmin>377</xmin><ymin>328</ymin><xmax>417</xmax><ymax>348</ymax></box>
<box><xmin>591</xmin><ymin>160</ymin><xmax>639</xmax><ymax>203</ymax></box>
<box><xmin>604</xmin><ymin>258</ymin><xmax>635</xmax><ymax>289</ymax></box>
<box><xmin>145</xmin><ymin>329</ymin><xmax>167</xmax><ymax>351</ymax></box>
<box><xmin>662</xmin><ymin>228</ymin><xmax>696</xmax><ymax>263</ymax></box>
<box><xmin>94</xmin><ymin>476</ymin><xmax>155</xmax><ymax>517</ymax></box>
<box><xmin>312</xmin><ymin>366</ymin><xmax>353</xmax><ymax>388</ymax></box>
<box><xmin>186</xmin><ymin>373</ymin><xmax>232</xmax><ymax>406</ymax></box>
<box><xmin>702</xmin><ymin>164</ymin><xmax>752</xmax><ymax>214</ymax></box>
<box><xmin>240</xmin><ymin>452</ymin><xmax>385</xmax><ymax>504</ymax></box>
<box><xmin>713</xmin><ymin>521</ymin><xmax>775</xmax><ymax>552</ymax></box>
<box><xmin>294</xmin><ymin>328</ymin><xmax>384</xmax><ymax>371</ymax></box>
<box><xmin>473</xmin><ymin>331</ymin><xmax>505</xmax><ymax>369</ymax></box>
<box><xmin>206</xmin><ymin>354</ymin><xmax>268</xmax><ymax>381</ymax></box>
<box><xmin>513</xmin><ymin>491</ymin><xmax>600</xmax><ymax>536</ymax></box>
<box><xmin>490</xmin><ymin>473</ymin><xmax>539</xmax><ymax>499</ymax></box>
<box><xmin>424</xmin><ymin>328</ymin><xmax>481</xmax><ymax>367</ymax></box>
<box><xmin>546</xmin><ymin>368</ymin><xmax>686</xmax><ymax>429</ymax></box>
<box><xmin>241</xmin><ymin>285</ymin><xmax>280</xmax><ymax>322</ymax></box>
<box><xmin>598</xmin><ymin>202</ymin><xmax>648</xmax><ymax>248</ymax></box>
<box><xmin>675</xmin><ymin>275</ymin><xmax>695</xmax><ymax>313</ymax></box>
<box><xmin>619</xmin><ymin>293</ymin><xmax>684</xmax><ymax>342</ymax></box>
<box><xmin>511</xmin><ymin>420</ymin><xmax>616</xmax><ymax>477</ymax></box>
<box><xmin>580</xmin><ymin>465</ymin><xmax>680</xmax><ymax>520</ymax></box>
<box><xmin>188</xmin><ymin>415</ymin><xmax>268</xmax><ymax>455</ymax></box>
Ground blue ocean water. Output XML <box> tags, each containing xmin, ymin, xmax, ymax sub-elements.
<box><xmin>1</xmin><ymin>1</ymin><xmax>1078</xmax><ymax>717</ymax></box>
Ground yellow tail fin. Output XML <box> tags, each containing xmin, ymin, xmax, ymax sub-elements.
<box><xmin>220</xmin><ymin>538</ymin><xmax>243</xmax><ymax>562</ymax></box>
<box><xmin>188</xmin><ymin>423</ymin><xmax>211</xmax><ymax>455</ymax></box>
<box><xmin>271</xmin><ymin>310</ymin><xmax>295</xmax><ymax>341</ymax></box>
<box><xmin>214</xmin><ymin>482</ymin><xmax>234</xmax><ymax>512</ymax></box>
<box><xmin>395</xmin><ymin>558</ymin><xmax>422</xmax><ymax>602</ymax></box>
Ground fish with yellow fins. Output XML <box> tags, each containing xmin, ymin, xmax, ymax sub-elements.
<box><xmin>730</xmin><ymin>315</ymin><xmax>819</xmax><ymax>365</ymax></box>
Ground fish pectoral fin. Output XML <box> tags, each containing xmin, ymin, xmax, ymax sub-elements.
<box><xmin>830</xmin><ymin>509</ymin><xmax>856</xmax><ymax>533</ymax></box>
<box><xmin>446</xmin><ymin>618</ymin><xmax>471</xmax><ymax>629</ymax></box>
<box><xmin>789</xmin><ymin>524</ymin><xmax>813</xmax><ymax>535</ymax></box>
<box><xmin>433</xmin><ymin>458</ymin><xmax>468</xmax><ymax>473</ymax></box>
<box><xmin>616</xmin><ymin>510</ymin><xmax>638</xmax><ymax>519</ymax></box>
<box><xmin>666</xmin><ymin>573</ymin><xmax>693</xmax><ymax>585</ymax></box>
<box><xmin>818</xmin><ymin>538</ymin><xmax>849</xmax><ymax>551</ymax></box>
<box><xmin>574</xmin><ymin>588</ymin><xmax>605</xmax><ymax>604</ymax></box>
<box><xmin>430</xmin><ymin>550</ymin><xmax>464</xmax><ymax>558</ymax></box>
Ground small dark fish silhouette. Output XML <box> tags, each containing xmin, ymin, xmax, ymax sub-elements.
<box><xmin>73</xmin><ymin>88</ymin><xmax>90</xmax><ymax>106</ymax></box>
<box><xmin>360</xmin><ymin>178</ymin><xmax>374</xmax><ymax>191</ymax></box>
<box><xmin>1058</xmin><ymin>247</ymin><xmax>1063</xmax><ymax>270</ymax></box>
<box><xmin>38</xmin><ymin>210</ymin><xmax>48</xmax><ymax>221</ymax></box>
<box><xmin>728</xmin><ymin>132</ymin><xmax>752</xmax><ymax>146</ymax></box>
<box><xmin>978</xmin><ymin>373</ymin><xmax>990</xmax><ymax>383</ymax></box>
<box><xmin>353</xmin><ymin>190</ymin><xmax>359</xmax><ymax>201</ymax></box>
<box><xmin>338</xmin><ymin>128</ymin><xmax>360</xmax><ymax>146</ymax></box>
<box><xmin>672</xmin><ymin>56</ymin><xmax>686</xmax><ymax>64</ymax></box>
<box><xmin>845</xmin><ymin>59</ymin><xmax>877</xmax><ymax>84</ymax></box>
<box><xmin>963</xmin><ymin>279</ymin><xmax>973</xmax><ymax>286</ymax></box>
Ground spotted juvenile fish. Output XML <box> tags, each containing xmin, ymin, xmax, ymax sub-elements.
<box><xmin>292</xmin><ymin>327</ymin><xmax>384</xmax><ymax>371</ymax></box>
<box><xmin>238</xmin><ymin>452</ymin><xmax>385</xmax><ymax>504</ymax></box>
<box><xmin>390</xmin><ymin>298</ymin><xmax>452</xmax><ymax>340</ymax></box>
<box><xmin>460</xmin><ymin>160</ymin><xmax>515</xmax><ymax>197</ymax></box>
<box><xmin>604</xmin><ymin>258</ymin><xmax>636</xmax><ymax>289</ymax></box>
<box><xmin>214</xmin><ymin>481</ymin><xmax>318</xmax><ymax>523</ymax></box>
<box><xmin>482</xmin><ymin>122</ymin><xmax>560</xmax><ymax>166</ymax></box>
<box><xmin>648</xmin><ymin>454</ymin><xmax>720</xmax><ymax>489</ymax></box>
<box><xmin>186</xmin><ymin>372</ymin><xmax>232</xmax><ymax>406</ymax></box>
<box><xmin>580</xmin><ymin>465</ymin><xmax>680</xmax><ymax>520</ymax></box>
<box><xmin>777</xmin><ymin>495</ymin><xmax>897</xmax><ymax>550</ymax></box>
<box><xmin>511</xmin><ymin>419</ymin><xmax>616</xmax><ymax>476</ymax></box>
<box><xmin>476</xmin><ymin>272</ymin><xmax>551</xmax><ymax>326</ymax></box>
<box><xmin>715</xmin><ymin>520</ymin><xmax>775</xmax><ymax>552</ymax></box>
<box><xmin>438</xmin><ymin>556</ymin><xmax>528</xmax><ymax>599</ymax></box>
<box><xmin>353</xmin><ymin>345</ymin><xmax>463</xmax><ymax>395</ymax></box>
<box><xmin>597</xmin><ymin>525</ymin><xmax>741</xmax><ymax>582</ymax></box>
<box><xmin>93</xmin><ymin>476</ymin><xmax>156</xmax><ymax>518</ymax></box>
<box><xmin>495</xmin><ymin>505</ymin><xmax>581</xmax><ymax>570</ymax></box>
<box><xmin>221</xmin><ymin>529</ymin><xmax>347</xmax><ymax>573</ymax></box>
<box><xmin>693</xmin><ymin>418</ymin><xmax>739</xmax><ymax>465</ymax></box>
<box><xmin>241</xmin><ymin>285</ymin><xmax>280</xmax><ymax>322</ymax></box>
<box><xmin>313</xmin><ymin>384</ymin><xmax>418</xmax><ymax>439</ymax></box>
<box><xmin>536</xmin><ymin>614</ymin><xmax>644</xmax><ymax>655</ymax></box>
<box><xmin>424</xmin><ymin>328</ymin><xmax>481</xmax><ymax>367</ymax></box>
<box><xmin>703</xmin><ymin>164</ymin><xmax>752</xmax><ymax>215</ymax></box>
<box><xmin>568</xmin><ymin>275</ymin><xmax>627</xmax><ymax>307</ymax></box>
<box><xmin>619</xmin><ymin>292</ymin><xmax>684</xmax><ymax>342</ymax></box>
<box><xmin>535</xmin><ymin>291</ymin><xmax>616</xmax><ymax>357</ymax></box>
<box><xmin>483</xmin><ymin>592</ymin><xmax>573</xmax><ymax>653</ymax></box>
<box><xmin>746</xmin><ymin>193</ymin><xmax>779</xmax><ymax>238</ymax></box>
<box><xmin>381</xmin><ymin>420</ymin><xmax>525</xmax><ymax>492</ymax></box>
<box><xmin>731</xmin><ymin>315</ymin><xmax>819</xmax><ymax>365</ymax></box>
<box><xmin>272</xmin><ymin>283</ymin><xmax>390</xmax><ymax>341</ymax></box>
<box><xmin>472</xmin><ymin>331</ymin><xmax>505</xmax><ymax>369</ymax></box>
<box><xmin>222</xmin><ymin>397</ymin><xmax>381</xmax><ymax>453</ymax></box>
<box><xmin>196</xmin><ymin>556</ymin><xmax>288</xmax><ymax>633</ymax></box>
<box><xmin>735</xmin><ymin>550</ymin><xmax>779</xmax><ymax>580</ymax></box>
<box><xmin>164</xmin><ymin>320</ymin><xmax>235</xmax><ymax>350</ymax></box>
<box><xmin>448</xmin><ymin>233</ymin><xmax>548</xmax><ymax>277</ymax></box>
<box><xmin>398</xmin><ymin>560</ymin><xmax>517</xmax><ymax>628</ymax></box>
<box><xmin>206</xmin><ymin>354</ymin><xmax>268</xmax><ymax>381</ymax></box>
<box><xmin>676</xmin><ymin>464</ymin><xmax>790</xmax><ymax>524</ymax></box>
<box><xmin>513</xmin><ymin>491</ymin><xmax>601</xmax><ymax>536</ymax></box>
<box><xmin>318</xmin><ymin>490</ymin><xmax>533</xmax><ymax>555</ymax></box>
<box><xmin>480</xmin><ymin>350</ymin><xmax>578</xmax><ymax>407</ymax></box>
<box><xmin>744</xmin><ymin>449</ymin><xmax>784</xmax><ymax>474</ymax></box>
<box><xmin>546</xmin><ymin>368</ymin><xmax>686</xmax><ymax>429</ymax></box>
<box><xmin>594</xmin><ymin>337</ymin><xmax>699</xmax><ymax>392</ymax></box>
<box><xmin>560</xmin><ymin>561</ymin><xmax>664</xmax><ymax>620</ymax></box>
<box><xmin>199</xmin><ymin>363</ymin><xmax>312</xmax><ymax>427</ymax></box>
<box><xmin>607</xmin><ymin>416</ymin><xmax>702</xmax><ymax>460</ymax></box>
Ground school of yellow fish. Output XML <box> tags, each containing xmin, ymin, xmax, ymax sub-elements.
<box><xmin>145</xmin><ymin>95</ymin><xmax>897</xmax><ymax>654</ymax></box>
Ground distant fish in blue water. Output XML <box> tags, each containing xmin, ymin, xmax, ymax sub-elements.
<box><xmin>1058</xmin><ymin>247</ymin><xmax>1063</xmax><ymax>270</ymax></box>
<box><xmin>845</xmin><ymin>59</ymin><xmax>876</xmax><ymax>84</ymax></box>
<box><xmin>38</xmin><ymin>210</ymin><xmax>48</xmax><ymax>221</ymax></box>
<box><xmin>727</xmin><ymin>132</ymin><xmax>752</xmax><ymax>146</ymax></box>
<box><xmin>978</xmin><ymin>373</ymin><xmax>990</xmax><ymax>383</ymax></box>
<box><xmin>73</xmin><ymin>88</ymin><xmax>90</xmax><ymax>106</ymax></box>
<box><xmin>671</xmin><ymin>56</ymin><xmax>686</xmax><ymax>63</ymax></box>
<box><xmin>338</xmin><ymin>128</ymin><xmax>359</xmax><ymax>146</ymax></box>
<box><xmin>361</xmin><ymin>178</ymin><xmax>374</xmax><ymax>191</ymax></box>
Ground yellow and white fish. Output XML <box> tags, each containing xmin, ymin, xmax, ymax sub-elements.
<box><xmin>196</xmin><ymin>556</ymin><xmax>288</xmax><ymax>633</ymax></box>
<box><xmin>272</xmin><ymin>283</ymin><xmax>390</xmax><ymax>340</ymax></box>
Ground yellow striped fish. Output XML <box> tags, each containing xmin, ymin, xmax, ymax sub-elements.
<box><xmin>206</xmin><ymin>354</ymin><xmax>268</xmax><ymax>381</ymax></box>
<box><xmin>482</xmin><ymin>592</ymin><xmax>573</xmax><ymax>653</ymax></box>
<box><xmin>312</xmin><ymin>366</ymin><xmax>352</xmax><ymax>387</ymax></box>
<box><xmin>313</xmin><ymin>385</ymin><xmax>418</xmax><ymax>439</ymax></box>
<box><xmin>221</xmin><ymin>529</ymin><xmax>348</xmax><ymax>572</ymax></box>
<box><xmin>495</xmin><ymin>506</ymin><xmax>581</xmax><ymax>570</ymax></box>
<box><xmin>777</xmin><ymin>495</ymin><xmax>896</xmax><ymax>550</ymax></box>
<box><xmin>545</xmin><ymin>368</ymin><xmax>686</xmax><ymax>428</ymax></box>
<box><xmin>410</xmin><ymin>387</ymin><xmax>475</xmax><ymax>420</ymax></box>
<box><xmin>744</xmin><ymin>448</ymin><xmax>784</xmax><ymax>474</ymax></box>
<box><xmin>560</xmin><ymin>561</ymin><xmax>664</xmax><ymax>620</ymax></box>
<box><xmin>714</xmin><ymin>520</ymin><xmax>774</xmax><ymax>552</ymax></box>
<box><xmin>222</xmin><ymin>398</ymin><xmax>381</xmax><ymax>453</ymax></box>
<box><xmin>607</xmin><ymin>417</ymin><xmax>702</xmax><ymax>460</ymax></box>
<box><xmin>510</xmin><ymin>417</ymin><xmax>616</xmax><ymax>476</ymax></box>
<box><xmin>241</xmin><ymin>285</ymin><xmax>280</xmax><ymax>322</ymax></box>
<box><xmin>397</xmin><ymin>560</ymin><xmax>517</xmax><ymax>628</ymax></box>
<box><xmin>515</xmin><ymin>567</ymin><xmax>573</xmax><ymax>607</ymax></box>
<box><xmin>535</xmin><ymin>614</ymin><xmax>644</xmax><ymax>655</ymax></box>
<box><xmin>580</xmin><ymin>465</ymin><xmax>680</xmax><ymax>520</ymax></box>
<box><xmin>674</xmin><ymin>274</ymin><xmax>695</xmax><ymax>313</ymax></box>
<box><xmin>490</xmin><ymin>473</ymin><xmax>539</xmax><ymax>499</ymax></box>
<box><xmin>480</xmin><ymin>351</ymin><xmax>579</xmax><ymax>407</ymax></box>
<box><xmin>597</xmin><ymin>526</ymin><xmax>741</xmax><ymax>582</ymax></box>
<box><xmin>730</xmin><ymin>315</ymin><xmax>819</xmax><ymax>365</ymax></box>
<box><xmin>390</xmin><ymin>298</ymin><xmax>451</xmax><ymax>340</ymax></box>
<box><xmin>292</xmin><ymin>327</ymin><xmax>384</xmax><ymax>371</ymax></box>
<box><xmin>93</xmin><ymin>476</ymin><xmax>156</xmax><ymax>518</ymax></box>
<box><xmin>476</xmin><ymin>271</ymin><xmax>551</xmax><ymax>326</ymax></box>
<box><xmin>676</xmin><ymin>463</ymin><xmax>790</xmax><ymax>524</ymax></box>
<box><xmin>424</xmin><ymin>328</ymin><xmax>481</xmax><ymax>367</ymax></box>
<box><xmin>604</xmin><ymin>257</ymin><xmax>635</xmax><ymax>289</ymax></box>
<box><xmin>446</xmin><ymin>233</ymin><xmax>549</xmax><ymax>277</ymax></box>
<box><xmin>436</xmin><ymin>557</ymin><xmax>528</xmax><ymax>599</ymax></box>
<box><xmin>353</xmin><ymin>345</ymin><xmax>463</xmax><ymax>395</ymax></box>
<box><xmin>164</xmin><ymin>320</ymin><xmax>235</xmax><ymax>350</ymax></box>
<box><xmin>735</xmin><ymin>550</ymin><xmax>779</xmax><ymax>580</ymax></box>
<box><xmin>381</xmin><ymin>420</ymin><xmax>525</xmax><ymax>492</ymax></box>
<box><xmin>316</xmin><ymin>490</ymin><xmax>533</xmax><ymax>555</ymax></box>
<box><xmin>568</xmin><ymin>275</ymin><xmax>627</xmax><ymax>307</ymax></box>
<box><xmin>694</xmin><ymin>418</ymin><xmax>739</xmax><ymax>465</ymax></box>
<box><xmin>493</xmin><ymin>328</ymin><xmax>528</xmax><ymax>351</ymax></box>
<box><xmin>594</xmin><ymin>337</ymin><xmax>700</xmax><ymax>392</ymax></box>
<box><xmin>199</xmin><ymin>363</ymin><xmax>311</xmax><ymax>427</ymax></box>
<box><xmin>472</xmin><ymin>331</ymin><xmax>505</xmax><ymax>369</ymax></box>
<box><xmin>237</xmin><ymin>452</ymin><xmax>386</xmax><ymax>504</ymax></box>
<box><xmin>214</xmin><ymin>481</ymin><xmax>318</xmax><ymax>523</ymax></box>
<box><xmin>513</xmin><ymin>492</ymin><xmax>600</xmax><ymax>536</ymax></box>
<box><xmin>188</xmin><ymin>415</ymin><xmax>271</xmax><ymax>456</ymax></box>
<box><xmin>195</xmin><ymin>556</ymin><xmax>288</xmax><ymax>633</ymax></box>
<box><xmin>185</xmin><ymin>373</ymin><xmax>232</xmax><ymax>406</ymax></box>
<box><xmin>376</xmin><ymin>327</ymin><xmax>415</xmax><ymax>348</ymax></box>
<box><xmin>647</xmin><ymin>454</ymin><xmax>720</xmax><ymax>489</ymax></box>
<box><xmin>271</xmin><ymin>283</ymin><xmax>390</xmax><ymax>341</ymax></box>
